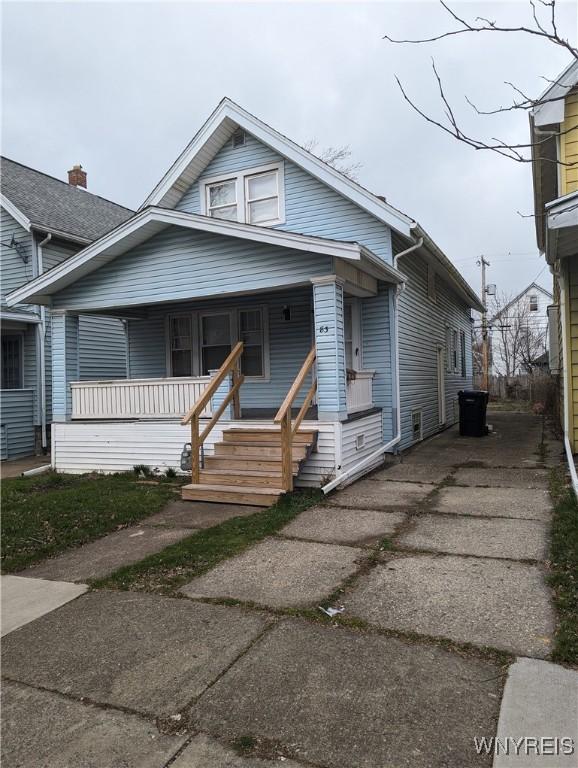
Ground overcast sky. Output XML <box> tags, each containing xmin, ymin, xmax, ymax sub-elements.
<box><xmin>2</xmin><ymin>1</ymin><xmax>577</xmax><ymax>296</ymax></box>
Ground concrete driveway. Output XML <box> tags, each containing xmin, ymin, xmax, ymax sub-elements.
<box><xmin>2</xmin><ymin>411</ymin><xmax>576</xmax><ymax>768</ymax></box>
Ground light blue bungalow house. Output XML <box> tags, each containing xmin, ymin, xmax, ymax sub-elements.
<box><xmin>7</xmin><ymin>99</ymin><xmax>483</xmax><ymax>503</ymax></box>
<box><xmin>1</xmin><ymin>158</ymin><xmax>132</xmax><ymax>460</ymax></box>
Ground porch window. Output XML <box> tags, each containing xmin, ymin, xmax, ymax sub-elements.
<box><xmin>201</xmin><ymin>313</ymin><xmax>232</xmax><ymax>375</ymax></box>
<box><xmin>239</xmin><ymin>308</ymin><xmax>265</xmax><ymax>377</ymax></box>
<box><xmin>206</xmin><ymin>179</ymin><xmax>238</xmax><ymax>221</ymax></box>
<box><xmin>169</xmin><ymin>316</ymin><xmax>193</xmax><ymax>377</ymax></box>
<box><xmin>1</xmin><ymin>334</ymin><xmax>23</xmax><ymax>389</ymax></box>
<box><xmin>245</xmin><ymin>170</ymin><xmax>280</xmax><ymax>225</ymax></box>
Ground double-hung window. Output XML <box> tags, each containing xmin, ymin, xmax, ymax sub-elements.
<box><xmin>206</xmin><ymin>179</ymin><xmax>238</xmax><ymax>221</ymax></box>
<box><xmin>239</xmin><ymin>308</ymin><xmax>266</xmax><ymax>377</ymax></box>
<box><xmin>169</xmin><ymin>316</ymin><xmax>193</xmax><ymax>377</ymax></box>
<box><xmin>1</xmin><ymin>333</ymin><xmax>23</xmax><ymax>389</ymax></box>
<box><xmin>460</xmin><ymin>330</ymin><xmax>467</xmax><ymax>377</ymax></box>
<box><xmin>202</xmin><ymin>163</ymin><xmax>284</xmax><ymax>226</ymax></box>
<box><xmin>200</xmin><ymin>313</ymin><xmax>232</xmax><ymax>375</ymax></box>
<box><xmin>452</xmin><ymin>330</ymin><xmax>459</xmax><ymax>373</ymax></box>
<box><xmin>245</xmin><ymin>171</ymin><xmax>280</xmax><ymax>225</ymax></box>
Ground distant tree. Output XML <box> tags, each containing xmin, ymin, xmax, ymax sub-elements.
<box><xmin>303</xmin><ymin>139</ymin><xmax>362</xmax><ymax>180</ymax></box>
<box><xmin>489</xmin><ymin>290</ymin><xmax>548</xmax><ymax>376</ymax></box>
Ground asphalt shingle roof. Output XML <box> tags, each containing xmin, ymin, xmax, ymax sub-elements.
<box><xmin>1</xmin><ymin>157</ymin><xmax>134</xmax><ymax>242</ymax></box>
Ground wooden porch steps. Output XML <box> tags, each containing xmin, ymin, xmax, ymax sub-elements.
<box><xmin>182</xmin><ymin>426</ymin><xmax>318</xmax><ymax>506</ymax></box>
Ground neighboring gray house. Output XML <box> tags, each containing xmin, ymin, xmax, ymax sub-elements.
<box><xmin>8</xmin><ymin>100</ymin><xmax>483</xmax><ymax>502</ymax></box>
<box><xmin>1</xmin><ymin>158</ymin><xmax>133</xmax><ymax>460</ymax></box>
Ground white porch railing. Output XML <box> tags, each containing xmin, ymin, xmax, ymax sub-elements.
<box><xmin>346</xmin><ymin>370</ymin><xmax>375</xmax><ymax>414</ymax></box>
<box><xmin>71</xmin><ymin>377</ymin><xmax>212</xmax><ymax>420</ymax></box>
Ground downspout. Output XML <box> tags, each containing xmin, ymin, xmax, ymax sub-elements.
<box><xmin>556</xmin><ymin>263</ymin><xmax>578</xmax><ymax>498</ymax></box>
<box><xmin>37</xmin><ymin>233</ymin><xmax>51</xmax><ymax>451</ymax></box>
<box><xmin>322</xmin><ymin>237</ymin><xmax>423</xmax><ymax>494</ymax></box>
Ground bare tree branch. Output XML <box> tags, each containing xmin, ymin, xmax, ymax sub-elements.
<box><xmin>383</xmin><ymin>0</ymin><xmax>577</xmax><ymax>165</ymax></box>
<box><xmin>303</xmin><ymin>139</ymin><xmax>362</xmax><ymax>180</ymax></box>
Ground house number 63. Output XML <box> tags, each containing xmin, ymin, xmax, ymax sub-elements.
<box><xmin>318</xmin><ymin>325</ymin><xmax>330</xmax><ymax>334</ymax></box>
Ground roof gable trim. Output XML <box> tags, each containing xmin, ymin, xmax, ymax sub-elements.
<box><xmin>139</xmin><ymin>99</ymin><xmax>414</xmax><ymax>237</ymax></box>
<box><xmin>6</xmin><ymin>207</ymin><xmax>404</xmax><ymax>307</ymax></box>
<box><xmin>1</xmin><ymin>194</ymin><xmax>31</xmax><ymax>231</ymax></box>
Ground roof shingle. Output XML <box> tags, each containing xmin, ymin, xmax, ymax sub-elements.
<box><xmin>1</xmin><ymin>156</ymin><xmax>134</xmax><ymax>242</ymax></box>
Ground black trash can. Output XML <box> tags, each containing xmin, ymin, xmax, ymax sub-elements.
<box><xmin>458</xmin><ymin>390</ymin><xmax>489</xmax><ymax>437</ymax></box>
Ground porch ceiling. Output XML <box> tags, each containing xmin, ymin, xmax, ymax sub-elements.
<box><xmin>6</xmin><ymin>207</ymin><xmax>403</xmax><ymax>309</ymax></box>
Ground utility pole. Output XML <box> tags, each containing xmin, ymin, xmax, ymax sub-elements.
<box><xmin>478</xmin><ymin>256</ymin><xmax>491</xmax><ymax>391</ymax></box>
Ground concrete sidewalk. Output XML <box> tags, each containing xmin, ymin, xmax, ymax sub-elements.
<box><xmin>1</xmin><ymin>412</ymin><xmax>568</xmax><ymax>768</ymax></box>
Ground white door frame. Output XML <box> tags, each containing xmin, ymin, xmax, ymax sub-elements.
<box><xmin>437</xmin><ymin>345</ymin><xmax>446</xmax><ymax>425</ymax></box>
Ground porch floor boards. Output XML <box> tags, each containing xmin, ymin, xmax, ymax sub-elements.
<box><xmin>183</xmin><ymin>426</ymin><xmax>318</xmax><ymax>506</ymax></box>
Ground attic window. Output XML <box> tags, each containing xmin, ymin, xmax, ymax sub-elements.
<box><xmin>201</xmin><ymin>162</ymin><xmax>285</xmax><ymax>226</ymax></box>
<box><xmin>232</xmin><ymin>129</ymin><xmax>246</xmax><ymax>148</ymax></box>
<box><xmin>529</xmin><ymin>294</ymin><xmax>538</xmax><ymax>312</ymax></box>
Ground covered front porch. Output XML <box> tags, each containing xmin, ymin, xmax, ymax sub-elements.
<box><xmin>52</xmin><ymin>277</ymin><xmax>392</xmax><ymax>495</ymax></box>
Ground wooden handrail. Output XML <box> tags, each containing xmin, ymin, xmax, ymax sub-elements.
<box><xmin>181</xmin><ymin>341</ymin><xmax>244</xmax><ymax>484</ymax></box>
<box><xmin>181</xmin><ymin>342</ymin><xmax>244</xmax><ymax>425</ymax></box>
<box><xmin>274</xmin><ymin>346</ymin><xmax>317</xmax><ymax>492</ymax></box>
<box><xmin>274</xmin><ymin>347</ymin><xmax>316</xmax><ymax>424</ymax></box>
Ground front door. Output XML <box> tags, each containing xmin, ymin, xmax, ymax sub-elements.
<box><xmin>437</xmin><ymin>346</ymin><xmax>446</xmax><ymax>425</ymax></box>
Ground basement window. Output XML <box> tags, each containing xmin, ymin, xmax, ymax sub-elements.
<box><xmin>411</xmin><ymin>410</ymin><xmax>423</xmax><ymax>442</ymax></box>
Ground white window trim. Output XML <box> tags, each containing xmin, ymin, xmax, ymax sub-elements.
<box><xmin>166</xmin><ymin>306</ymin><xmax>270</xmax><ymax>381</ymax></box>
<box><xmin>200</xmin><ymin>162</ymin><xmax>285</xmax><ymax>226</ymax></box>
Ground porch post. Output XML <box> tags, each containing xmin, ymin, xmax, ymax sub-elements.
<box><xmin>51</xmin><ymin>311</ymin><xmax>79</xmax><ymax>422</ymax></box>
<box><xmin>311</xmin><ymin>276</ymin><xmax>348</xmax><ymax>421</ymax></box>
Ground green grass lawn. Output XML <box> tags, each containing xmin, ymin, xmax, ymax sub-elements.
<box><xmin>2</xmin><ymin>472</ymin><xmax>177</xmax><ymax>573</ymax></box>
<box><xmin>92</xmin><ymin>488</ymin><xmax>323</xmax><ymax>594</ymax></box>
<box><xmin>548</xmin><ymin>467</ymin><xmax>578</xmax><ymax>665</ymax></box>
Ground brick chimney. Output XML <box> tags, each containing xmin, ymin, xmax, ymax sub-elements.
<box><xmin>68</xmin><ymin>164</ymin><xmax>87</xmax><ymax>188</ymax></box>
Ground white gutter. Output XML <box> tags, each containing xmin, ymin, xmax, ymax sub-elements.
<box><xmin>37</xmin><ymin>233</ymin><xmax>51</xmax><ymax>450</ymax></box>
<box><xmin>557</xmin><ymin>266</ymin><xmax>578</xmax><ymax>499</ymax></box>
<box><xmin>322</xmin><ymin>238</ymin><xmax>423</xmax><ymax>494</ymax></box>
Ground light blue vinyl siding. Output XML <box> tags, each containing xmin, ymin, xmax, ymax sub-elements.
<box><xmin>361</xmin><ymin>284</ymin><xmax>394</xmax><ymax>440</ymax></box>
<box><xmin>175</xmin><ymin>132</ymin><xmax>393</xmax><ymax>263</ymax></box>
<box><xmin>312</xmin><ymin>280</ymin><xmax>347</xmax><ymax>419</ymax></box>
<box><xmin>53</xmin><ymin>227</ymin><xmax>332</xmax><ymax>312</ymax></box>
<box><xmin>126</xmin><ymin>288</ymin><xmax>314</xmax><ymax>409</ymax></box>
<box><xmin>1</xmin><ymin>208</ymin><xmax>35</xmax><ymax>311</ymax></box>
<box><xmin>397</xmin><ymin>251</ymin><xmax>472</xmax><ymax>449</ymax></box>
<box><xmin>0</xmin><ymin>389</ymin><xmax>35</xmax><ymax>459</ymax></box>
<box><xmin>79</xmin><ymin>316</ymin><xmax>127</xmax><ymax>380</ymax></box>
<box><xmin>42</xmin><ymin>239</ymin><xmax>77</xmax><ymax>271</ymax></box>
